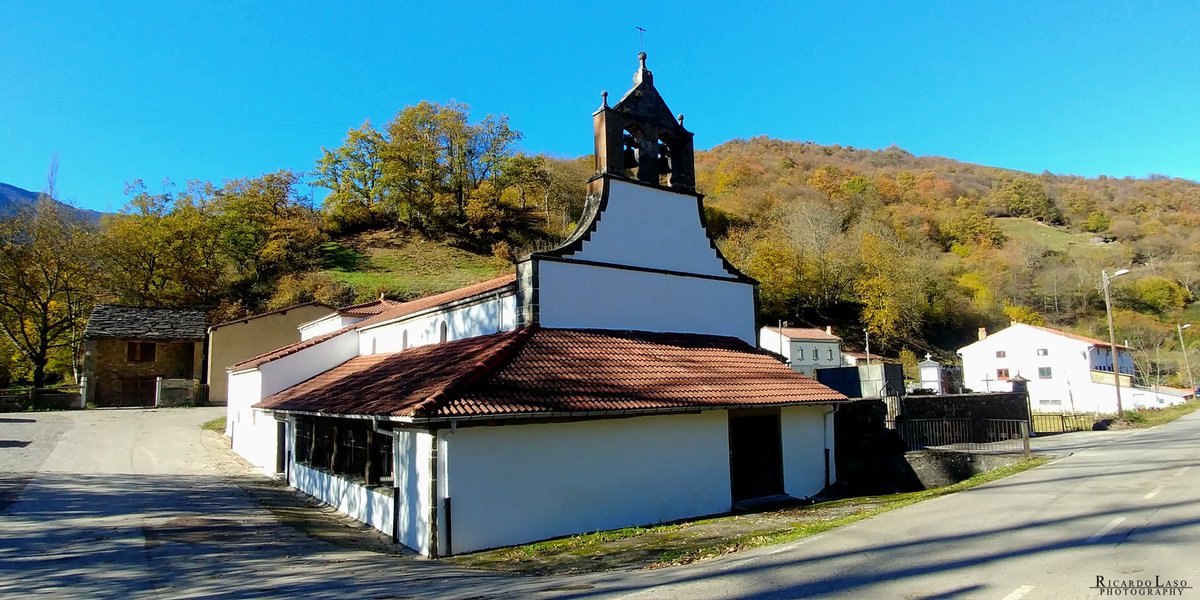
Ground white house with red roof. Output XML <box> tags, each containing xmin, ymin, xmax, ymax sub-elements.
<box><xmin>226</xmin><ymin>54</ymin><xmax>847</xmax><ymax>557</ymax></box>
<box><xmin>957</xmin><ymin>322</ymin><xmax>1183</xmax><ymax>413</ymax></box>
<box><xmin>759</xmin><ymin>325</ymin><xmax>842</xmax><ymax>375</ymax></box>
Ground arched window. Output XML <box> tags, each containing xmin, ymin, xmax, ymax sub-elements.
<box><xmin>402</xmin><ymin>330</ymin><xmax>408</xmax><ymax>350</ymax></box>
<box><xmin>439</xmin><ymin>321</ymin><xmax>448</xmax><ymax>343</ymax></box>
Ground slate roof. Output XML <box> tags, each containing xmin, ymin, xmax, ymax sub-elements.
<box><xmin>230</xmin><ymin>274</ymin><xmax>518</xmax><ymax>371</ymax></box>
<box><xmin>765</xmin><ymin>326</ymin><xmax>841</xmax><ymax>342</ymax></box>
<box><xmin>255</xmin><ymin>326</ymin><xmax>848</xmax><ymax>421</ymax></box>
<box><xmin>84</xmin><ymin>305</ymin><xmax>207</xmax><ymax>341</ymax></box>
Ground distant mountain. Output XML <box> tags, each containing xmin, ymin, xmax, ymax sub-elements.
<box><xmin>0</xmin><ymin>182</ymin><xmax>106</xmax><ymax>223</ymax></box>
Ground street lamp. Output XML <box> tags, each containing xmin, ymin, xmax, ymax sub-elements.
<box><xmin>1179</xmin><ymin>323</ymin><xmax>1195</xmax><ymax>393</ymax></box>
<box><xmin>1102</xmin><ymin>268</ymin><xmax>1130</xmax><ymax>418</ymax></box>
<box><xmin>864</xmin><ymin>328</ymin><xmax>871</xmax><ymax>368</ymax></box>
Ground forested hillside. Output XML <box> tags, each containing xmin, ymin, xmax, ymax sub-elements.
<box><xmin>1</xmin><ymin>105</ymin><xmax>1197</xmax><ymax>388</ymax></box>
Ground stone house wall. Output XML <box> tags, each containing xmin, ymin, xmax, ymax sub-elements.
<box><xmin>85</xmin><ymin>338</ymin><xmax>203</xmax><ymax>407</ymax></box>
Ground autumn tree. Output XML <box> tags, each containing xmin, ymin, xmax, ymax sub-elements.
<box><xmin>100</xmin><ymin>180</ymin><xmax>225</xmax><ymax>307</ymax></box>
<box><xmin>214</xmin><ymin>171</ymin><xmax>326</xmax><ymax>306</ymax></box>
<box><xmin>0</xmin><ymin>199</ymin><xmax>100</xmax><ymax>386</ymax></box>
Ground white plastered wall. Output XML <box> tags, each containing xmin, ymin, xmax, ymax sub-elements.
<box><xmin>537</xmin><ymin>261</ymin><xmax>756</xmax><ymax>345</ymax></box>
<box><xmin>444</xmin><ymin>412</ymin><xmax>732</xmax><ymax>554</ymax></box>
<box><xmin>290</xmin><ymin>463</ymin><xmax>395</xmax><ymax>536</ymax></box>
<box><xmin>226</xmin><ymin>330</ymin><xmax>360</xmax><ymax>472</ymax></box>
<box><xmin>358</xmin><ymin>294</ymin><xmax>518</xmax><ymax>355</ymax></box>
<box><xmin>780</xmin><ymin>405</ymin><xmax>835</xmax><ymax>497</ymax></box>
<box><xmin>568</xmin><ymin>179</ymin><xmax>735</xmax><ymax>278</ymax></box>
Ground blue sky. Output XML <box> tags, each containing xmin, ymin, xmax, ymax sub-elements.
<box><xmin>3</xmin><ymin>1</ymin><xmax>1198</xmax><ymax>212</ymax></box>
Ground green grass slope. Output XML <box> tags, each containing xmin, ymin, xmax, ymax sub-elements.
<box><xmin>317</xmin><ymin>230</ymin><xmax>510</xmax><ymax>302</ymax></box>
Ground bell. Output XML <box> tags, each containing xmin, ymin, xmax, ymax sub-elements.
<box><xmin>658</xmin><ymin>153</ymin><xmax>672</xmax><ymax>175</ymax></box>
<box><xmin>623</xmin><ymin>147</ymin><xmax>639</xmax><ymax>169</ymax></box>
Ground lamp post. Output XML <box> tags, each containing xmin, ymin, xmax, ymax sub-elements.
<box><xmin>1179</xmin><ymin>323</ymin><xmax>1195</xmax><ymax>393</ymax></box>
<box><xmin>1102</xmin><ymin>268</ymin><xmax>1130</xmax><ymax>418</ymax></box>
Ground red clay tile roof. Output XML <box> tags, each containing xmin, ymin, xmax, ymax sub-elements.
<box><xmin>337</xmin><ymin>297</ymin><xmax>402</xmax><ymax>318</ymax></box>
<box><xmin>229</xmin><ymin>274</ymin><xmax>517</xmax><ymax>371</ymax></box>
<box><xmin>766</xmin><ymin>326</ymin><xmax>840</xmax><ymax>342</ymax></box>
<box><xmin>230</xmin><ymin>324</ymin><xmax>358</xmax><ymax>371</ymax></box>
<box><xmin>354</xmin><ymin>274</ymin><xmax>516</xmax><ymax>330</ymax></box>
<box><xmin>255</xmin><ymin>326</ymin><xmax>848</xmax><ymax>420</ymax></box>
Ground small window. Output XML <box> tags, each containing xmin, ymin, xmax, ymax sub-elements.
<box><xmin>126</xmin><ymin>341</ymin><xmax>156</xmax><ymax>363</ymax></box>
<box><xmin>996</xmin><ymin>368</ymin><xmax>1010</xmax><ymax>380</ymax></box>
<box><xmin>813</xmin><ymin>347</ymin><xmax>819</xmax><ymax>360</ymax></box>
<box><xmin>827</xmin><ymin>348</ymin><xmax>833</xmax><ymax>360</ymax></box>
<box><xmin>797</xmin><ymin>348</ymin><xmax>804</xmax><ymax>360</ymax></box>
<box><xmin>995</xmin><ymin>351</ymin><xmax>1006</xmax><ymax>358</ymax></box>
<box><xmin>1037</xmin><ymin>348</ymin><xmax>1049</xmax><ymax>356</ymax></box>
<box><xmin>402</xmin><ymin>330</ymin><xmax>409</xmax><ymax>350</ymax></box>
<box><xmin>439</xmin><ymin>321</ymin><xmax>448</xmax><ymax>343</ymax></box>
<box><xmin>1039</xmin><ymin>398</ymin><xmax>1063</xmax><ymax>406</ymax></box>
<box><xmin>1038</xmin><ymin>367</ymin><xmax>1053</xmax><ymax>379</ymax></box>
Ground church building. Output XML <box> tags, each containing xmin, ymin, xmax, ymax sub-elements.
<box><xmin>226</xmin><ymin>54</ymin><xmax>847</xmax><ymax>557</ymax></box>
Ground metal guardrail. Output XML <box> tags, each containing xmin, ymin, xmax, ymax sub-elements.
<box><xmin>888</xmin><ymin>418</ymin><xmax>1031</xmax><ymax>457</ymax></box>
<box><xmin>1031</xmin><ymin>413</ymin><xmax>1094</xmax><ymax>434</ymax></box>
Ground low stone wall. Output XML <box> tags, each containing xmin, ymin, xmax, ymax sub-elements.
<box><xmin>835</xmin><ymin>397</ymin><xmax>1029</xmax><ymax>494</ymax></box>
<box><xmin>156</xmin><ymin>378</ymin><xmax>198</xmax><ymax>407</ymax></box>
<box><xmin>0</xmin><ymin>388</ymin><xmax>82</xmax><ymax>412</ymax></box>
<box><xmin>900</xmin><ymin>392</ymin><xmax>1030</xmax><ymax>421</ymax></box>
<box><xmin>904</xmin><ymin>450</ymin><xmax>1026</xmax><ymax>489</ymax></box>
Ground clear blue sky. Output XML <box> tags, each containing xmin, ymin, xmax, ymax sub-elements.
<box><xmin>3</xmin><ymin>1</ymin><xmax>1199</xmax><ymax>212</ymax></box>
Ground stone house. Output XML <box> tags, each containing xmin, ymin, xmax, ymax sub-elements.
<box><xmin>82</xmin><ymin>305</ymin><xmax>206</xmax><ymax>407</ymax></box>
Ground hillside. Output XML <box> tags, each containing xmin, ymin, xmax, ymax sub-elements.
<box><xmin>0</xmin><ymin>181</ymin><xmax>107</xmax><ymax>222</ymax></box>
<box><xmin>679</xmin><ymin>137</ymin><xmax>1198</xmax><ymax>381</ymax></box>
<box><xmin>316</xmin><ymin>230</ymin><xmax>509</xmax><ymax>302</ymax></box>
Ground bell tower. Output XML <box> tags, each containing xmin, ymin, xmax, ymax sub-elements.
<box><xmin>592</xmin><ymin>52</ymin><xmax>696</xmax><ymax>193</ymax></box>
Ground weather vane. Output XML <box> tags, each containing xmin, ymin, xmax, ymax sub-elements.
<box><xmin>636</xmin><ymin>26</ymin><xmax>646</xmax><ymax>52</ymax></box>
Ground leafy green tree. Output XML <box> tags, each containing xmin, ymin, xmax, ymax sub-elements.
<box><xmin>314</xmin><ymin>122</ymin><xmax>388</xmax><ymax>232</ymax></box>
<box><xmin>1082</xmin><ymin>211</ymin><xmax>1111</xmax><ymax>233</ymax></box>
<box><xmin>994</xmin><ymin>178</ymin><xmax>1062</xmax><ymax>223</ymax></box>
<box><xmin>214</xmin><ymin>171</ymin><xmax>326</xmax><ymax>305</ymax></box>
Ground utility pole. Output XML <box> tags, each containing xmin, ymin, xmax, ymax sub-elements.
<box><xmin>1102</xmin><ymin>268</ymin><xmax>1130</xmax><ymax>418</ymax></box>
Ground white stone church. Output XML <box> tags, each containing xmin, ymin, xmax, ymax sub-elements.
<box><xmin>226</xmin><ymin>54</ymin><xmax>847</xmax><ymax>557</ymax></box>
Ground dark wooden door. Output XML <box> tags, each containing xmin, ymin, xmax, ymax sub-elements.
<box><xmin>729</xmin><ymin>412</ymin><xmax>785</xmax><ymax>502</ymax></box>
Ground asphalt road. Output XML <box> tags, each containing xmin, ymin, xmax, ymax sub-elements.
<box><xmin>1</xmin><ymin>408</ymin><xmax>1197</xmax><ymax>599</ymax></box>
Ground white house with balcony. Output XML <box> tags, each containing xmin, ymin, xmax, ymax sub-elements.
<box><xmin>759</xmin><ymin>326</ymin><xmax>841</xmax><ymax>376</ymax></box>
<box><xmin>957</xmin><ymin>322</ymin><xmax>1182</xmax><ymax>413</ymax></box>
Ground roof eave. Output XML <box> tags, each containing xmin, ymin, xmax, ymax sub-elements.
<box><xmin>258</xmin><ymin>399</ymin><xmax>852</xmax><ymax>425</ymax></box>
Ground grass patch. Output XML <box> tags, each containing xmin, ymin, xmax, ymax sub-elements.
<box><xmin>316</xmin><ymin>232</ymin><xmax>507</xmax><ymax>302</ymax></box>
<box><xmin>1118</xmin><ymin>399</ymin><xmax>1200</xmax><ymax>428</ymax></box>
<box><xmin>996</xmin><ymin>217</ymin><xmax>1124</xmax><ymax>261</ymax></box>
<box><xmin>450</xmin><ymin>456</ymin><xmax>1050</xmax><ymax>574</ymax></box>
<box><xmin>201</xmin><ymin>417</ymin><xmax>226</xmax><ymax>433</ymax></box>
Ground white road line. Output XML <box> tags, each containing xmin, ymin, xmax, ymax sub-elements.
<box><xmin>1001</xmin><ymin>585</ymin><xmax>1034</xmax><ymax>600</ymax></box>
<box><xmin>1087</xmin><ymin>517</ymin><xmax>1126</xmax><ymax>543</ymax></box>
<box><xmin>1174</xmin><ymin>466</ymin><xmax>1190</xmax><ymax>477</ymax></box>
<box><xmin>1144</xmin><ymin>486</ymin><xmax>1163</xmax><ymax>499</ymax></box>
